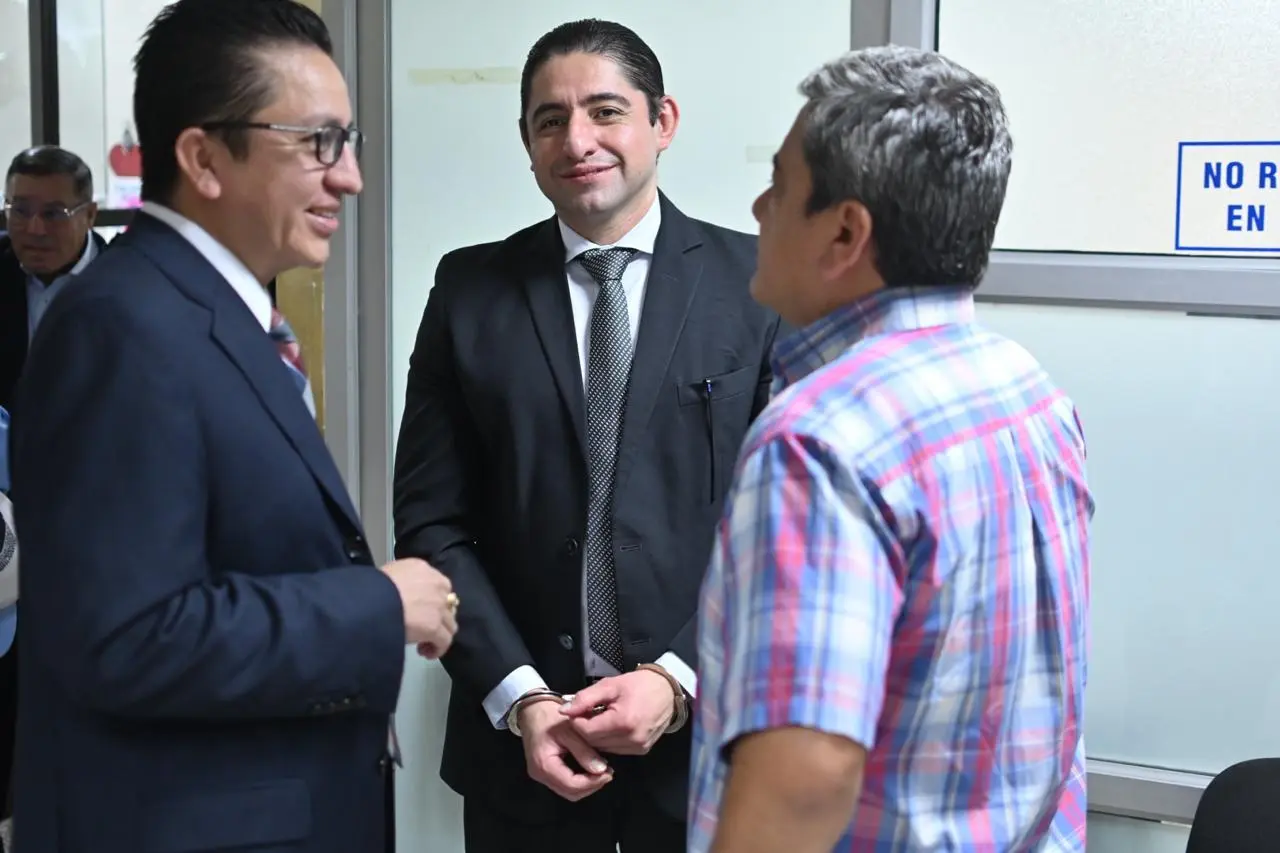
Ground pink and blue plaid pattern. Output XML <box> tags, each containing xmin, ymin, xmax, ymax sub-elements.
<box><xmin>690</xmin><ymin>287</ymin><xmax>1092</xmax><ymax>852</ymax></box>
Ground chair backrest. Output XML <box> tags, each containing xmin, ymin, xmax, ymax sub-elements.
<box><xmin>1186</xmin><ymin>757</ymin><xmax>1280</xmax><ymax>852</ymax></box>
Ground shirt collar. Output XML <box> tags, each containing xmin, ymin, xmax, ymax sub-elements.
<box><xmin>139</xmin><ymin>201</ymin><xmax>273</xmax><ymax>332</ymax></box>
<box><xmin>23</xmin><ymin>231</ymin><xmax>98</xmax><ymax>286</ymax></box>
<box><xmin>558</xmin><ymin>192</ymin><xmax>662</xmax><ymax>263</ymax></box>
<box><xmin>69</xmin><ymin>234</ymin><xmax>97</xmax><ymax>275</ymax></box>
<box><xmin>772</xmin><ymin>286</ymin><xmax>977</xmax><ymax>388</ymax></box>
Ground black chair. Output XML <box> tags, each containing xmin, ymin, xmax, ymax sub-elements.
<box><xmin>1186</xmin><ymin>757</ymin><xmax>1280</xmax><ymax>851</ymax></box>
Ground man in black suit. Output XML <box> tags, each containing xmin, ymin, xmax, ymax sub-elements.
<box><xmin>393</xmin><ymin>18</ymin><xmax>781</xmax><ymax>852</ymax></box>
<box><xmin>9</xmin><ymin>3</ymin><xmax>457</xmax><ymax>852</ymax></box>
<box><xmin>0</xmin><ymin>145</ymin><xmax>104</xmax><ymax>843</ymax></box>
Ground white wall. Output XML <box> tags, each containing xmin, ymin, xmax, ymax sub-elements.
<box><xmin>386</xmin><ymin>3</ymin><xmax>852</xmax><ymax>849</ymax></box>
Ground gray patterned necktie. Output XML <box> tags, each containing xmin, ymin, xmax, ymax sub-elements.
<box><xmin>577</xmin><ymin>247</ymin><xmax>638</xmax><ymax>671</ymax></box>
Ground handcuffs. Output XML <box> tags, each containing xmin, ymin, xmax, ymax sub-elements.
<box><xmin>505</xmin><ymin>662</ymin><xmax>689</xmax><ymax>737</ymax></box>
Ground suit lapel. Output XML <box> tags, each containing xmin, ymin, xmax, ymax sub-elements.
<box><xmin>209</xmin><ymin>294</ymin><xmax>362</xmax><ymax>530</ymax></box>
<box><xmin>615</xmin><ymin>195</ymin><xmax>703</xmax><ymax>490</ymax></box>
<box><xmin>127</xmin><ymin>216</ymin><xmax>362</xmax><ymax>531</ymax></box>
<box><xmin>521</xmin><ymin>218</ymin><xmax>587</xmax><ymax>456</ymax></box>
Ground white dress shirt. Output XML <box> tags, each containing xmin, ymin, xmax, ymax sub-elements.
<box><xmin>482</xmin><ymin>195</ymin><xmax>698</xmax><ymax>730</ymax></box>
<box><xmin>138</xmin><ymin>203</ymin><xmax>316</xmax><ymax>416</ymax></box>
<box><xmin>140</xmin><ymin>202</ymin><xmax>273</xmax><ymax>332</ymax></box>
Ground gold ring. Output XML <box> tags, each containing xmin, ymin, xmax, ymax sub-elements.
<box><xmin>446</xmin><ymin>592</ymin><xmax>460</xmax><ymax>612</ymax></box>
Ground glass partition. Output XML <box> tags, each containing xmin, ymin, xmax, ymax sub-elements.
<box><xmin>937</xmin><ymin>0</ymin><xmax>1280</xmax><ymax>259</ymax></box>
<box><xmin>56</xmin><ymin>0</ymin><xmax>164</xmax><ymax>207</ymax></box>
<box><xmin>0</xmin><ymin>0</ymin><xmax>33</xmax><ymax>182</ymax></box>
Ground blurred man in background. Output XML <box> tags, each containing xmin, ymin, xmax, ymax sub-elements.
<box><xmin>0</xmin><ymin>144</ymin><xmax>102</xmax><ymax>849</ymax></box>
<box><xmin>1</xmin><ymin>145</ymin><xmax>102</xmax><ymax>409</ymax></box>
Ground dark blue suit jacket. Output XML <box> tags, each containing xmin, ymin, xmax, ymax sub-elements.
<box><xmin>9</xmin><ymin>213</ymin><xmax>406</xmax><ymax>853</ymax></box>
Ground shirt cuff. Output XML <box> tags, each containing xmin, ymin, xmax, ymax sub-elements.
<box><xmin>481</xmin><ymin>665</ymin><xmax>548</xmax><ymax>730</ymax></box>
<box><xmin>656</xmin><ymin>651</ymin><xmax>697</xmax><ymax>698</ymax></box>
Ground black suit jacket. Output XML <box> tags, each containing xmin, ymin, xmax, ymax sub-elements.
<box><xmin>393</xmin><ymin>193</ymin><xmax>780</xmax><ymax>821</ymax></box>
<box><xmin>0</xmin><ymin>231</ymin><xmax>108</xmax><ymax>411</ymax></box>
<box><xmin>10</xmin><ymin>214</ymin><xmax>406</xmax><ymax>853</ymax></box>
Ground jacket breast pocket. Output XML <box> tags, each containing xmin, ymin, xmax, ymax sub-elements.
<box><xmin>143</xmin><ymin>779</ymin><xmax>312</xmax><ymax>852</ymax></box>
<box><xmin>675</xmin><ymin>364</ymin><xmax>760</xmax><ymax>502</ymax></box>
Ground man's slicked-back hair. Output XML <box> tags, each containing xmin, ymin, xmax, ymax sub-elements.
<box><xmin>519</xmin><ymin>19</ymin><xmax>664</xmax><ymax>144</ymax></box>
<box><xmin>6</xmin><ymin>145</ymin><xmax>94</xmax><ymax>203</ymax></box>
<box><xmin>798</xmin><ymin>45</ymin><xmax>1013</xmax><ymax>290</ymax></box>
<box><xmin>132</xmin><ymin>0</ymin><xmax>333</xmax><ymax>204</ymax></box>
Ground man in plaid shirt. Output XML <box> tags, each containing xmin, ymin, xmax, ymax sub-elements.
<box><xmin>689</xmin><ymin>45</ymin><xmax>1092</xmax><ymax>852</ymax></box>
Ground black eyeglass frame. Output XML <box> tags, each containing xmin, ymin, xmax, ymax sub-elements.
<box><xmin>200</xmin><ymin>121</ymin><xmax>364</xmax><ymax>166</ymax></box>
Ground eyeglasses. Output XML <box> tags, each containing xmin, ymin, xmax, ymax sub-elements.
<box><xmin>2</xmin><ymin>200</ymin><xmax>92</xmax><ymax>225</ymax></box>
<box><xmin>200</xmin><ymin>121</ymin><xmax>364</xmax><ymax>166</ymax></box>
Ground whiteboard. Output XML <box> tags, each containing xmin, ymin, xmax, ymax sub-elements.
<box><xmin>938</xmin><ymin>0</ymin><xmax>1280</xmax><ymax>257</ymax></box>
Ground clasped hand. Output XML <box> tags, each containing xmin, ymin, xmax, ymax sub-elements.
<box><xmin>560</xmin><ymin>669</ymin><xmax>676</xmax><ymax>755</ymax></box>
<box><xmin>519</xmin><ymin>669</ymin><xmax>677</xmax><ymax>802</ymax></box>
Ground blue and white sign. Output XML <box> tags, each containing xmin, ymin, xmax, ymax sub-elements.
<box><xmin>1176</xmin><ymin>141</ymin><xmax>1280</xmax><ymax>253</ymax></box>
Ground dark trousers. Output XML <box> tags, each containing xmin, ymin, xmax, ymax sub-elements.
<box><xmin>462</xmin><ymin>765</ymin><xmax>684</xmax><ymax>853</ymax></box>
<box><xmin>384</xmin><ymin>763</ymin><xmax>396</xmax><ymax>853</ymax></box>
<box><xmin>0</xmin><ymin>633</ymin><xmax>16</xmax><ymax>853</ymax></box>
<box><xmin>0</xmin><ymin>633</ymin><xmax>16</xmax><ymax>816</ymax></box>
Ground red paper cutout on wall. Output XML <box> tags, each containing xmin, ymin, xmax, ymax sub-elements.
<box><xmin>109</xmin><ymin>127</ymin><xmax>142</xmax><ymax>178</ymax></box>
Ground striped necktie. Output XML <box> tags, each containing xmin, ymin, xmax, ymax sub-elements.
<box><xmin>576</xmin><ymin>246</ymin><xmax>638</xmax><ymax>670</ymax></box>
<box><xmin>268</xmin><ymin>307</ymin><xmax>316</xmax><ymax>418</ymax></box>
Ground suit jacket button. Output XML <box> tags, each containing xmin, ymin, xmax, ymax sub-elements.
<box><xmin>558</xmin><ymin>634</ymin><xmax>575</xmax><ymax>650</ymax></box>
<box><xmin>563</xmin><ymin>537</ymin><xmax>580</xmax><ymax>557</ymax></box>
<box><xmin>344</xmin><ymin>534</ymin><xmax>368</xmax><ymax>562</ymax></box>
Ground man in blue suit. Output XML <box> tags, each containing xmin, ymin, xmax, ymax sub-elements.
<box><xmin>8</xmin><ymin>2</ymin><xmax>458</xmax><ymax>852</ymax></box>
